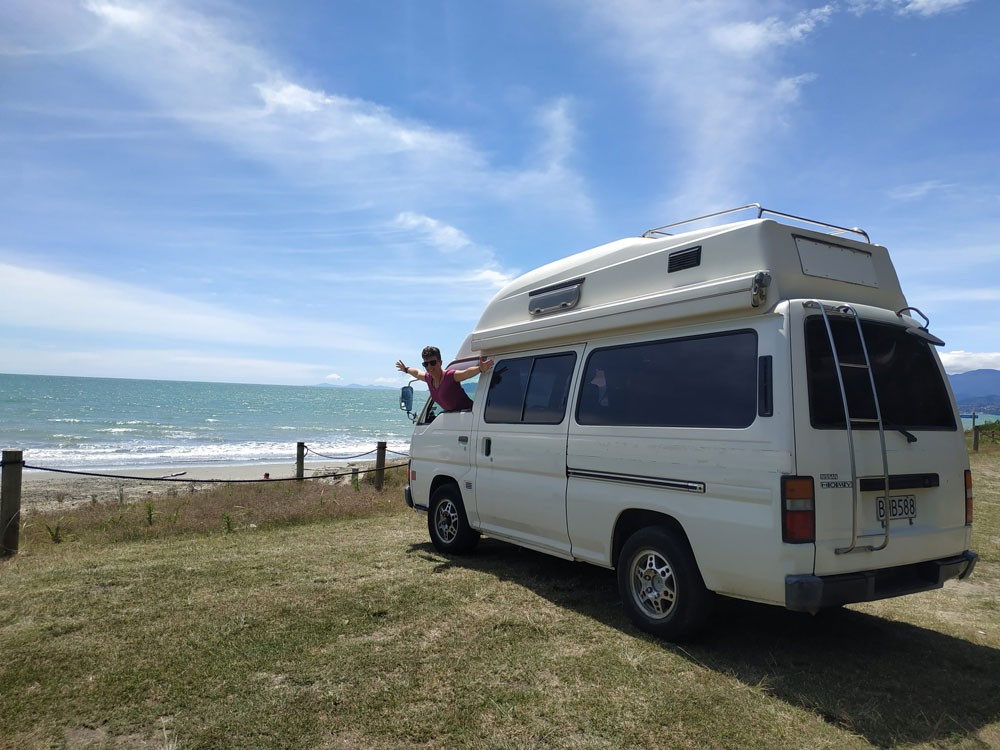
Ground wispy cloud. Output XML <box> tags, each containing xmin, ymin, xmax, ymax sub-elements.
<box><xmin>848</xmin><ymin>0</ymin><xmax>976</xmax><ymax>17</ymax></box>
<box><xmin>393</xmin><ymin>213</ymin><xmax>474</xmax><ymax>253</ymax></box>
<box><xmin>0</xmin><ymin>344</ymin><xmax>344</xmax><ymax>384</ymax></box>
<box><xmin>888</xmin><ymin>179</ymin><xmax>956</xmax><ymax>201</ymax></box>
<box><xmin>0</xmin><ymin>261</ymin><xmax>390</xmax><ymax>353</ymax></box>
<box><xmin>570</xmin><ymin>2</ymin><xmax>835</xmax><ymax>211</ymax></box>
<box><xmin>494</xmin><ymin>98</ymin><xmax>592</xmax><ymax>215</ymax></box>
<box><xmin>61</xmin><ymin>0</ymin><xmax>588</xmax><ymax>217</ymax></box>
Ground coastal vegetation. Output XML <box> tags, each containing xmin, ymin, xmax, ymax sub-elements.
<box><xmin>1</xmin><ymin>449</ymin><xmax>998</xmax><ymax>749</ymax></box>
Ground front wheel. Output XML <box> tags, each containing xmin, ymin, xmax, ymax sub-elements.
<box><xmin>617</xmin><ymin>526</ymin><xmax>712</xmax><ymax>641</ymax></box>
<box><xmin>428</xmin><ymin>484</ymin><xmax>479</xmax><ymax>555</ymax></box>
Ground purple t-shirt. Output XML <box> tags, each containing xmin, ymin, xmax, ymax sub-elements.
<box><xmin>426</xmin><ymin>369</ymin><xmax>473</xmax><ymax>411</ymax></box>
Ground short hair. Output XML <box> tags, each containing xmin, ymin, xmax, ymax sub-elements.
<box><xmin>421</xmin><ymin>346</ymin><xmax>442</xmax><ymax>361</ymax></box>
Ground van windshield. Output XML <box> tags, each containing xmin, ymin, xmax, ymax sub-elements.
<box><xmin>804</xmin><ymin>317</ymin><xmax>956</xmax><ymax>431</ymax></box>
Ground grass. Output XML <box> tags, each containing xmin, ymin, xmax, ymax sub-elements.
<box><xmin>0</xmin><ymin>456</ymin><xmax>998</xmax><ymax>749</ymax></box>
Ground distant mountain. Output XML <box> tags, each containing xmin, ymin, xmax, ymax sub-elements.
<box><xmin>948</xmin><ymin>369</ymin><xmax>1000</xmax><ymax>413</ymax></box>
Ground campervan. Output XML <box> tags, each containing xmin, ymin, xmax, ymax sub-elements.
<box><xmin>401</xmin><ymin>205</ymin><xmax>977</xmax><ymax>640</ymax></box>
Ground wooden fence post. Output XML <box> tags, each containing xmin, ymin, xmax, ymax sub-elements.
<box><xmin>296</xmin><ymin>442</ymin><xmax>305</xmax><ymax>480</ymax></box>
<box><xmin>973</xmin><ymin>426</ymin><xmax>980</xmax><ymax>453</ymax></box>
<box><xmin>375</xmin><ymin>441</ymin><xmax>386</xmax><ymax>491</ymax></box>
<box><xmin>1</xmin><ymin>450</ymin><xmax>23</xmax><ymax>557</ymax></box>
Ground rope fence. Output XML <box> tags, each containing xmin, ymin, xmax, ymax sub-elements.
<box><xmin>1</xmin><ymin>441</ymin><xmax>410</xmax><ymax>557</ymax></box>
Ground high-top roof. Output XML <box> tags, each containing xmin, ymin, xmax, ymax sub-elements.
<box><xmin>464</xmin><ymin>207</ymin><xmax>907</xmax><ymax>356</ymax></box>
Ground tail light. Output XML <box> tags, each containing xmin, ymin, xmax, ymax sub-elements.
<box><xmin>965</xmin><ymin>470</ymin><xmax>973</xmax><ymax>525</ymax></box>
<box><xmin>782</xmin><ymin>476</ymin><xmax>815</xmax><ymax>543</ymax></box>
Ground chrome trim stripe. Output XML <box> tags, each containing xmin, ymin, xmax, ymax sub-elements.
<box><xmin>567</xmin><ymin>468</ymin><xmax>705</xmax><ymax>494</ymax></box>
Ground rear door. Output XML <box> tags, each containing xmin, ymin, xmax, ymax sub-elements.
<box><xmin>472</xmin><ymin>347</ymin><xmax>582</xmax><ymax>557</ymax></box>
<box><xmin>790</xmin><ymin>303</ymin><xmax>971</xmax><ymax>576</ymax></box>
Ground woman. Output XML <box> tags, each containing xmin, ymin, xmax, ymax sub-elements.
<box><xmin>396</xmin><ymin>346</ymin><xmax>493</xmax><ymax>412</ymax></box>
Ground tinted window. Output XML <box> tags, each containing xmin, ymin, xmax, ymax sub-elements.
<box><xmin>577</xmin><ymin>331</ymin><xmax>758</xmax><ymax>428</ymax></box>
<box><xmin>485</xmin><ymin>353</ymin><xmax>576</xmax><ymax>424</ymax></box>
<box><xmin>805</xmin><ymin>317</ymin><xmax>955</xmax><ymax>430</ymax></box>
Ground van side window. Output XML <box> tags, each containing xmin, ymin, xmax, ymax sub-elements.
<box><xmin>485</xmin><ymin>353</ymin><xmax>577</xmax><ymax>424</ymax></box>
<box><xmin>577</xmin><ymin>331</ymin><xmax>758</xmax><ymax>428</ymax></box>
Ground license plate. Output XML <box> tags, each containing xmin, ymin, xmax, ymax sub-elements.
<box><xmin>876</xmin><ymin>494</ymin><xmax>917</xmax><ymax>522</ymax></box>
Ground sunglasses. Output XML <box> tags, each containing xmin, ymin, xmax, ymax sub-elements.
<box><xmin>422</xmin><ymin>359</ymin><xmax>439</xmax><ymax>368</ymax></box>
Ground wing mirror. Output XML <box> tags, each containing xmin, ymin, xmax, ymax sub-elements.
<box><xmin>400</xmin><ymin>382</ymin><xmax>417</xmax><ymax>422</ymax></box>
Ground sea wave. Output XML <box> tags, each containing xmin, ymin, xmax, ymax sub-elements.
<box><xmin>21</xmin><ymin>438</ymin><xmax>412</xmax><ymax>471</ymax></box>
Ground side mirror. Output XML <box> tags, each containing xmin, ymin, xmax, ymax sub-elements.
<box><xmin>400</xmin><ymin>385</ymin><xmax>414</xmax><ymax>414</ymax></box>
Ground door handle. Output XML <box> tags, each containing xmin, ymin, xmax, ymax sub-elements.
<box><xmin>484</xmin><ymin>437</ymin><xmax>492</xmax><ymax>457</ymax></box>
<box><xmin>458</xmin><ymin>435</ymin><xmax>469</xmax><ymax>444</ymax></box>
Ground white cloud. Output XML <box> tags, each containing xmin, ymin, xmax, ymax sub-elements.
<box><xmin>325</xmin><ymin>373</ymin><xmax>343</xmax><ymax>382</ymax></box>
<box><xmin>571</xmin><ymin>2</ymin><xmax>834</xmax><ymax>211</ymax></box>
<box><xmin>64</xmin><ymin>1</ymin><xmax>586</xmax><ymax>216</ymax></box>
<box><xmin>0</xmin><ymin>344</ymin><xmax>338</xmax><ymax>385</ymax></box>
<box><xmin>84</xmin><ymin>0</ymin><xmax>146</xmax><ymax>29</ymax></box>
<box><xmin>0</xmin><ymin>261</ymin><xmax>388</xmax><ymax>353</ymax></box>
<box><xmin>848</xmin><ymin>0</ymin><xmax>975</xmax><ymax>16</ymax></box>
<box><xmin>255</xmin><ymin>81</ymin><xmax>329</xmax><ymax>114</ymax></box>
<box><xmin>888</xmin><ymin>180</ymin><xmax>956</xmax><ymax>201</ymax></box>
<box><xmin>494</xmin><ymin>98</ymin><xmax>592</xmax><ymax>215</ymax></box>
<box><xmin>711</xmin><ymin>6</ymin><xmax>834</xmax><ymax>55</ymax></box>
<box><xmin>393</xmin><ymin>212</ymin><xmax>474</xmax><ymax>253</ymax></box>
<box><xmin>940</xmin><ymin>350</ymin><xmax>1000</xmax><ymax>374</ymax></box>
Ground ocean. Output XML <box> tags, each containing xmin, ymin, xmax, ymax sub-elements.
<box><xmin>0</xmin><ymin>373</ymin><xmax>414</xmax><ymax>471</ymax></box>
<box><xmin>2</xmin><ymin>373</ymin><xmax>995</xmax><ymax>472</ymax></box>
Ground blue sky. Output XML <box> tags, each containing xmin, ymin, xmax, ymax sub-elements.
<box><xmin>1</xmin><ymin>0</ymin><xmax>998</xmax><ymax>387</ymax></box>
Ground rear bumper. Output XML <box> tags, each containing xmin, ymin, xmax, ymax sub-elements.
<box><xmin>785</xmin><ymin>550</ymin><xmax>979</xmax><ymax>613</ymax></box>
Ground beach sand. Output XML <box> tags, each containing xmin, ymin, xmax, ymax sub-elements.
<box><xmin>12</xmin><ymin>461</ymin><xmax>363</xmax><ymax>515</ymax></box>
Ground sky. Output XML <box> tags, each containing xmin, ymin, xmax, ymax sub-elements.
<box><xmin>1</xmin><ymin>0</ymin><xmax>998</xmax><ymax>387</ymax></box>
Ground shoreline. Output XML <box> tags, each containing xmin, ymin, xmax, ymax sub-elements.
<box><xmin>12</xmin><ymin>460</ymin><xmax>398</xmax><ymax>515</ymax></box>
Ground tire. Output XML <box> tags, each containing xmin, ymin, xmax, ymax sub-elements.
<box><xmin>428</xmin><ymin>484</ymin><xmax>479</xmax><ymax>555</ymax></box>
<box><xmin>616</xmin><ymin>526</ymin><xmax>712</xmax><ymax>641</ymax></box>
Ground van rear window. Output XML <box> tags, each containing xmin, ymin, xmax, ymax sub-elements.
<box><xmin>804</xmin><ymin>317</ymin><xmax>956</xmax><ymax>431</ymax></box>
<box><xmin>577</xmin><ymin>331</ymin><xmax>758</xmax><ymax>428</ymax></box>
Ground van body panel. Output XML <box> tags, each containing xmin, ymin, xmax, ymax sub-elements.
<box><xmin>408</xmin><ymin>409</ymin><xmax>477</xmax><ymax>515</ymax></box>
<box><xmin>473</xmin><ymin>426</ymin><xmax>573</xmax><ymax>557</ymax></box>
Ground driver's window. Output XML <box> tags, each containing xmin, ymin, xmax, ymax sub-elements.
<box><xmin>419</xmin><ymin>400</ymin><xmax>439</xmax><ymax>425</ymax></box>
<box><xmin>416</xmin><ymin>360</ymin><xmax>483</xmax><ymax>424</ymax></box>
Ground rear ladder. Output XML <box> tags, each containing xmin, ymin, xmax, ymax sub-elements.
<box><xmin>807</xmin><ymin>301</ymin><xmax>891</xmax><ymax>554</ymax></box>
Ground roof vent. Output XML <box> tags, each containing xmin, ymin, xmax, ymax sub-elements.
<box><xmin>668</xmin><ymin>246</ymin><xmax>701</xmax><ymax>273</ymax></box>
<box><xmin>528</xmin><ymin>277</ymin><xmax>584</xmax><ymax>317</ymax></box>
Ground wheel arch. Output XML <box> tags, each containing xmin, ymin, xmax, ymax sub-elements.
<box><xmin>612</xmin><ymin>509</ymin><xmax>693</xmax><ymax>570</ymax></box>
<box><xmin>429</xmin><ymin>474</ymin><xmax>461</xmax><ymax>501</ymax></box>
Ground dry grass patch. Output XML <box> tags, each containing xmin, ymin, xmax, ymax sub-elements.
<box><xmin>16</xmin><ymin>464</ymin><xmax>408</xmax><ymax>550</ymax></box>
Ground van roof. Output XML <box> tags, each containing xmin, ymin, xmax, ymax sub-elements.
<box><xmin>468</xmin><ymin>210</ymin><xmax>908</xmax><ymax>355</ymax></box>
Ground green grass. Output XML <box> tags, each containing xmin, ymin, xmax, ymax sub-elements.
<box><xmin>1</xmin><ymin>456</ymin><xmax>998</xmax><ymax>749</ymax></box>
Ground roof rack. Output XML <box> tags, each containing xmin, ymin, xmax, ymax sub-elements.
<box><xmin>642</xmin><ymin>203</ymin><xmax>871</xmax><ymax>244</ymax></box>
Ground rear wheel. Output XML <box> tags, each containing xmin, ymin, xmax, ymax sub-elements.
<box><xmin>617</xmin><ymin>526</ymin><xmax>712</xmax><ymax>641</ymax></box>
<box><xmin>428</xmin><ymin>484</ymin><xmax>479</xmax><ymax>555</ymax></box>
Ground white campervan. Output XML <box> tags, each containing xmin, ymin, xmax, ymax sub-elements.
<box><xmin>402</xmin><ymin>205</ymin><xmax>978</xmax><ymax>640</ymax></box>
